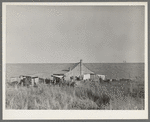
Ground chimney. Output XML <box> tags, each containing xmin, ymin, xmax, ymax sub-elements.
<box><xmin>80</xmin><ymin>59</ymin><xmax>82</xmax><ymax>76</ymax></box>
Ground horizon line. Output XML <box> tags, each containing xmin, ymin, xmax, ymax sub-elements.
<box><xmin>6</xmin><ymin>62</ymin><xmax>145</xmax><ymax>64</ymax></box>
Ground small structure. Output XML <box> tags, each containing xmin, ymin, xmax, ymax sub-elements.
<box><xmin>52</xmin><ymin>60</ymin><xmax>95</xmax><ymax>81</ymax></box>
<box><xmin>31</xmin><ymin>76</ymin><xmax>39</xmax><ymax>86</ymax></box>
<box><xmin>18</xmin><ymin>75</ymin><xmax>45</xmax><ymax>86</ymax></box>
<box><xmin>97</xmin><ymin>74</ymin><xmax>106</xmax><ymax>80</ymax></box>
<box><xmin>51</xmin><ymin>75</ymin><xmax>64</xmax><ymax>84</ymax></box>
<box><xmin>18</xmin><ymin>75</ymin><xmax>32</xmax><ymax>86</ymax></box>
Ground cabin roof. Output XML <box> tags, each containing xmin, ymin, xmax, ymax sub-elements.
<box><xmin>53</xmin><ymin>62</ymin><xmax>94</xmax><ymax>75</ymax></box>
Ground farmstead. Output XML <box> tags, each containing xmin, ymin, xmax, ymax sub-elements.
<box><xmin>52</xmin><ymin>59</ymin><xmax>98</xmax><ymax>81</ymax></box>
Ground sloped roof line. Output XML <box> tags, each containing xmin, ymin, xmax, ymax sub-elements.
<box><xmin>53</xmin><ymin>63</ymin><xmax>79</xmax><ymax>75</ymax></box>
<box><xmin>70</xmin><ymin>62</ymin><xmax>80</xmax><ymax>71</ymax></box>
<box><xmin>53</xmin><ymin>62</ymin><xmax>95</xmax><ymax>75</ymax></box>
<box><xmin>83</xmin><ymin>64</ymin><xmax>95</xmax><ymax>74</ymax></box>
<box><xmin>70</xmin><ymin>62</ymin><xmax>94</xmax><ymax>74</ymax></box>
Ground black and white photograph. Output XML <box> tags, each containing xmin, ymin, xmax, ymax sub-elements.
<box><xmin>2</xmin><ymin>2</ymin><xmax>148</xmax><ymax>119</ymax></box>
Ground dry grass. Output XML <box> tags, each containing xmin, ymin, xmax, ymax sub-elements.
<box><xmin>6</xmin><ymin>80</ymin><xmax>144</xmax><ymax>110</ymax></box>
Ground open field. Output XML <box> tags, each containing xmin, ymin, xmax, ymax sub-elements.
<box><xmin>5</xmin><ymin>63</ymin><xmax>145</xmax><ymax>110</ymax></box>
<box><xmin>6</xmin><ymin>79</ymin><xmax>144</xmax><ymax>110</ymax></box>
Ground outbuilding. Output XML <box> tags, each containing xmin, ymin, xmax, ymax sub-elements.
<box><xmin>53</xmin><ymin>60</ymin><xmax>95</xmax><ymax>81</ymax></box>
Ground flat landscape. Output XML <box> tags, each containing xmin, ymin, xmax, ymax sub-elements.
<box><xmin>4</xmin><ymin>4</ymin><xmax>147</xmax><ymax>119</ymax></box>
<box><xmin>5</xmin><ymin>63</ymin><xmax>145</xmax><ymax>110</ymax></box>
<box><xmin>6</xmin><ymin>63</ymin><xmax>144</xmax><ymax>80</ymax></box>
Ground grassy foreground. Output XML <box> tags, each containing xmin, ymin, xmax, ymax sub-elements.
<box><xmin>6</xmin><ymin>80</ymin><xmax>144</xmax><ymax>110</ymax></box>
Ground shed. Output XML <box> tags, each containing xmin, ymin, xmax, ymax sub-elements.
<box><xmin>53</xmin><ymin>60</ymin><xmax>94</xmax><ymax>81</ymax></box>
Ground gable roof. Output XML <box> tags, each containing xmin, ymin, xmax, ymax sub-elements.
<box><xmin>70</xmin><ymin>63</ymin><xmax>79</xmax><ymax>71</ymax></box>
<box><xmin>53</xmin><ymin>62</ymin><xmax>94</xmax><ymax>75</ymax></box>
<box><xmin>69</xmin><ymin>61</ymin><xmax>94</xmax><ymax>74</ymax></box>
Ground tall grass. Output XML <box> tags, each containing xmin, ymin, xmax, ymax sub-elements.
<box><xmin>6</xmin><ymin>80</ymin><xmax>144</xmax><ymax>110</ymax></box>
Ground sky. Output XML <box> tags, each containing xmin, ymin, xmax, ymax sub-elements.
<box><xmin>6</xmin><ymin>5</ymin><xmax>145</xmax><ymax>63</ymax></box>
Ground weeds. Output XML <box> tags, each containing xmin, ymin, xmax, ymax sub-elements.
<box><xmin>6</xmin><ymin>80</ymin><xmax>144</xmax><ymax>110</ymax></box>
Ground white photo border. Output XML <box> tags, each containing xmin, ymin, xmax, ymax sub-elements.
<box><xmin>2</xmin><ymin>2</ymin><xmax>148</xmax><ymax>120</ymax></box>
